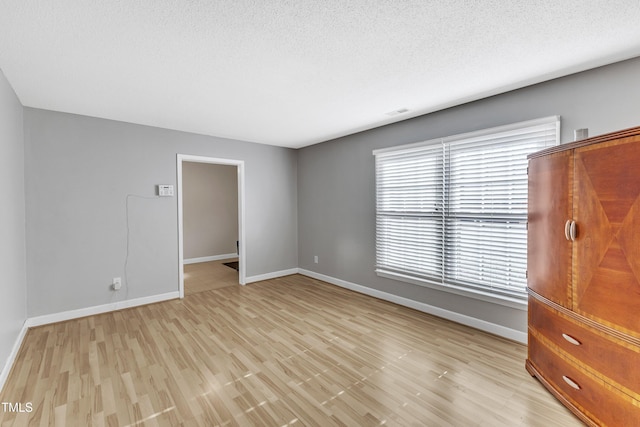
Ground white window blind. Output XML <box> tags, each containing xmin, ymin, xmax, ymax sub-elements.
<box><xmin>374</xmin><ymin>116</ymin><xmax>559</xmax><ymax>303</ymax></box>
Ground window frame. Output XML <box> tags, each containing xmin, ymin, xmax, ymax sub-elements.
<box><xmin>373</xmin><ymin>116</ymin><xmax>560</xmax><ymax>309</ymax></box>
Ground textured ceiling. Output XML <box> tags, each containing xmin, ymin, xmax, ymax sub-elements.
<box><xmin>1</xmin><ymin>1</ymin><xmax>640</xmax><ymax>148</ymax></box>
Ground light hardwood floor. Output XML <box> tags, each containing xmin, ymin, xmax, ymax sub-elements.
<box><xmin>184</xmin><ymin>259</ymin><xmax>239</xmax><ymax>295</ymax></box>
<box><xmin>0</xmin><ymin>275</ymin><xmax>581</xmax><ymax>426</ymax></box>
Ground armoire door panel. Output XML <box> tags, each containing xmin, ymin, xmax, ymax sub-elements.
<box><xmin>574</xmin><ymin>137</ymin><xmax>640</xmax><ymax>334</ymax></box>
<box><xmin>527</xmin><ymin>151</ymin><xmax>573</xmax><ymax>307</ymax></box>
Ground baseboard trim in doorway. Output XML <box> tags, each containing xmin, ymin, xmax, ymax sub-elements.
<box><xmin>184</xmin><ymin>253</ymin><xmax>237</xmax><ymax>265</ymax></box>
<box><xmin>25</xmin><ymin>291</ymin><xmax>180</xmax><ymax>328</ymax></box>
<box><xmin>298</xmin><ymin>269</ymin><xmax>527</xmax><ymax>344</ymax></box>
<box><xmin>245</xmin><ymin>268</ymin><xmax>299</xmax><ymax>284</ymax></box>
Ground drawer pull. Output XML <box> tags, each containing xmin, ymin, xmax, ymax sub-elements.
<box><xmin>562</xmin><ymin>375</ymin><xmax>581</xmax><ymax>390</ymax></box>
<box><xmin>562</xmin><ymin>333</ymin><xmax>581</xmax><ymax>346</ymax></box>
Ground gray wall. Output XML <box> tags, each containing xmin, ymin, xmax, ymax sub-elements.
<box><xmin>12</xmin><ymin>55</ymin><xmax>640</xmax><ymax>333</ymax></box>
<box><xmin>297</xmin><ymin>56</ymin><xmax>640</xmax><ymax>335</ymax></box>
<box><xmin>183</xmin><ymin>162</ymin><xmax>238</xmax><ymax>260</ymax></box>
<box><xmin>0</xmin><ymin>70</ymin><xmax>27</xmax><ymax>374</ymax></box>
<box><xmin>25</xmin><ymin>109</ymin><xmax>298</xmax><ymax>317</ymax></box>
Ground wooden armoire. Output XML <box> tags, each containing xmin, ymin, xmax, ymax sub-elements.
<box><xmin>526</xmin><ymin>126</ymin><xmax>640</xmax><ymax>426</ymax></box>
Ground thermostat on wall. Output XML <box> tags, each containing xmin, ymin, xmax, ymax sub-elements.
<box><xmin>157</xmin><ymin>184</ymin><xmax>174</xmax><ymax>197</ymax></box>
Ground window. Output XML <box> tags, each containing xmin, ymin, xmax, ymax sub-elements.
<box><xmin>374</xmin><ymin>116</ymin><xmax>559</xmax><ymax>305</ymax></box>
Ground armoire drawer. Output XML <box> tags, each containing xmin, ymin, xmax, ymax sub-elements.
<box><xmin>529</xmin><ymin>297</ymin><xmax>640</xmax><ymax>398</ymax></box>
<box><xmin>528</xmin><ymin>334</ymin><xmax>640</xmax><ymax>426</ymax></box>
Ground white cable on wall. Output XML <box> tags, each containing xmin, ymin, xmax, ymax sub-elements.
<box><xmin>113</xmin><ymin>194</ymin><xmax>160</xmax><ymax>307</ymax></box>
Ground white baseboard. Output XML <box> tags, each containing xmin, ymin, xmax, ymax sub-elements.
<box><xmin>245</xmin><ymin>268</ymin><xmax>299</xmax><ymax>284</ymax></box>
<box><xmin>298</xmin><ymin>269</ymin><xmax>527</xmax><ymax>344</ymax></box>
<box><xmin>26</xmin><ymin>291</ymin><xmax>180</xmax><ymax>328</ymax></box>
<box><xmin>0</xmin><ymin>320</ymin><xmax>29</xmax><ymax>394</ymax></box>
<box><xmin>184</xmin><ymin>253</ymin><xmax>237</xmax><ymax>265</ymax></box>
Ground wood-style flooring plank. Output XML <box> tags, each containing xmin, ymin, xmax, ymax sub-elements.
<box><xmin>0</xmin><ymin>274</ymin><xmax>581</xmax><ymax>426</ymax></box>
<box><xmin>183</xmin><ymin>259</ymin><xmax>238</xmax><ymax>295</ymax></box>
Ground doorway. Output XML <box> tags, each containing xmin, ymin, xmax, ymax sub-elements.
<box><xmin>177</xmin><ymin>154</ymin><xmax>246</xmax><ymax>298</ymax></box>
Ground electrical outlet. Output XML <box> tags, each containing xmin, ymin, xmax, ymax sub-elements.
<box><xmin>314</xmin><ymin>256</ymin><xmax>318</xmax><ymax>264</ymax></box>
<box><xmin>112</xmin><ymin>277</ymin><xmax>122</xmax><ymax>291</ymax></box>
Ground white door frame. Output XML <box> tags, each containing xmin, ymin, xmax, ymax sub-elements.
<box><xmin>177</xmin><ymin>154</ymin><xmax>246</xmax><ymax>298</ymax></box>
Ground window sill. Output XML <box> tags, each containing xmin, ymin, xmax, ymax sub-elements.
<box><xmin>376</xmin><ymin>270</ymin><xmax>528</xmax><ymax>311</ymax></box>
